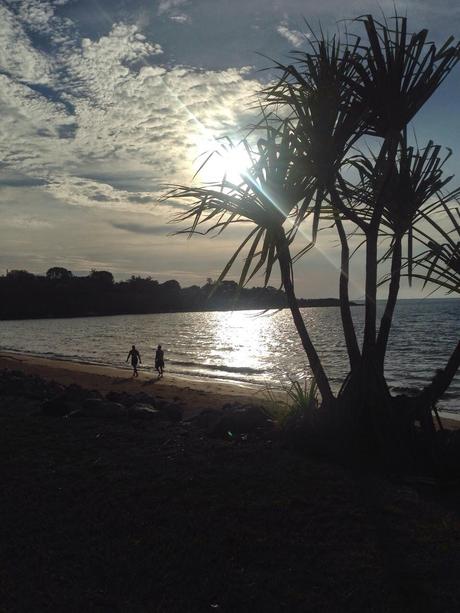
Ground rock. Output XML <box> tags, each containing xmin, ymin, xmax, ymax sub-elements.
<box><xmin>106</xmin><ymin>391</ymin><xmax>156</xmax><ymax>408</ymax></box>
<box><xmin>131</xmin><ymin>392</ymin><xmax>157</xmax><ymax>407</ymax></box>
<box><xmin>158</xmin><ymin>402</ymin><xmax>183</xmax><ymax>422</ymax></box>
<box><xmin>0</xmin><ymin>375</ymin><xmax>26</xmax><ymax>396</ymax></box>
<box><xmin>41</xmin><ymin>395</ymin><xmax>73</xmax><ymax>417</ymax></box>
<box><xmin>129</xmin><ymin>403</ymin><xmax>160</xmax><ymax>418</ymax></box>
<box><xmin>191</xmin><ymin>409</ymin><xmax>224</xmax><ymax>430</ymax></box>
<box><xmin>106</xmin><ymin>391</ymin><xmax>133</xmax><ymax>406</ymax></box>
<box><xmin>199</xmin><ymin>404</ymin><xmax>272</xmax><ymax>438</ymax></box>
<box><xmin>62</xmin><ymin>384</ymin><xmax>92</xmax><ymax>403</ymax></box>
<box><xmin>7</xmin><ymin>369</ymin><xmax>26</xmax><ymax>379</ymax></box>
<box><xmin>80</xmin><ymin>398</ymin><xmax>127</xmax><ymax>417</ymax></box>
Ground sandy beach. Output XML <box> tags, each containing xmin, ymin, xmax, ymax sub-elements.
<box><xmin>2</xmin><ymin>349</ymin><xmax>458</xmax><ymax>428</ymax></box>
<box><xmin>0</xmin><ymin>351</ymin><xmax>270</xmax><ymax>417</ymax></box>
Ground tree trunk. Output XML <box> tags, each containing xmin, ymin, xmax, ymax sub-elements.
<box><xmin>335</xmin><ymin>216</ymin><xmax>360</xmax><ymax>369</ymax></box>
<box><xmin>417</xmin><ymin>340</ymin><xmax>460</xmax><ymax>411</ymax></box>
<box><xmin>376</xmin><ymin>235</ymin><xmax>402</xmax><ymax>373</ymax></box>
<box><xmin>275</xmin><ymin>227</ymin><xmax>335</xmax><ymax>406</ymax></box>
<box><xmin>363</xmin><ymin>130</ymin><xmax>399</xmax><ymax>357</ymax></box>
<box><xmin>363</xmin><ymin>228</ymin><xmax>378</xmax><ymax>357</ymax></box>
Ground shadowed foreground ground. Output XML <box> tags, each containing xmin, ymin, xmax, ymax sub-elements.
<box><xmin>1</xmin><ymin>384</ymin><xmax>460</xmax><ymax>612</ymax></box>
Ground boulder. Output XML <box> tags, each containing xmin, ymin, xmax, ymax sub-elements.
<box><xmin>41</xmin><ymin>395</ymin><xmax>73</xmax><ymax>417</ymax></box>
<box><xmin>157</xmin><ymin>401</ymin><xmax>183</xmax><ymax>422</ymax></box>
<box><xmin>106</xmin><ymin>391</ymin><xmax>156</xmax><ymax>408</ymax></box>
<box><xmin>129</xmin><ymin>392</ymin><xmax>157</xmax><ymax>407</ymax></box>
<box><xmin>199</xmin><ymin>404</ymin><xmax>272</xmax><ymax>438</ymax></box>
<box><xmin>191</xmin><ymin>409</ymin><xmax>224</xmax><ymax>430</ymax></box>
<box><xmin>129</xmin><ymin>403</ymin><xmax>160</xmax><ymax>418</ymax></box>
<box><xmin>106</xmin><ymin>391</ymin><xmax>133</xmax><ymax>406</ymax></box>
<box><xmin>63</xmin><ymin>384</ymin><xmax>101</xmax><ymax>403</ymax></box>
<box><xmin>80</xmin><ymin>398</ymin><xmax>127</xmax><ymax>417</ymax></box>
<box><xmin>0</xmin><ymin>375</ymin><xmax>27</xmax><ymax>396</ymax></box>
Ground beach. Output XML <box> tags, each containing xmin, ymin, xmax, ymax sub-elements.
<box><xmin>0</xmin><ymin>351</ymin><xmax>268</xmax><ymax>416</ymax></box>
<box><xmin>1</xmin><ymin>350</ymin><xmax>458</xmax><ymax>429</ymax></box>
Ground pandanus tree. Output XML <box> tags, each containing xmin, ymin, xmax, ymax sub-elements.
<box><xmin>412</xmin><ymin>201</ymin><xmax>460</xmax><ymax>294</ymax></box>
<box><xmin>164</xmin><ymin>14</ymin><xmax>460</xmax><ymax>453</ymax></box>
<box><xmin>405</xmin><ymin>201</ymin><xmax>460</xmax><ymax>423</ymax></box>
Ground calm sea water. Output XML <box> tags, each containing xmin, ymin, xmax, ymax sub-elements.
<box><xmin>0</xmin><ymin>299</ymin><xmax>458</xmax><ymax>412</ymax></box>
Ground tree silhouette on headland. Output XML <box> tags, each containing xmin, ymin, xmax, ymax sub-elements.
<box><xmin>0</xmin><ymin>269</ymin><xmax>345</xmax><ymax>320</ymax></box>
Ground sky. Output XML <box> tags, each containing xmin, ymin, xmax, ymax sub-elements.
<box><xmin>1</xmin><ymin>0</ymin><xmax>460</xmax><ymax>298</ymax></box>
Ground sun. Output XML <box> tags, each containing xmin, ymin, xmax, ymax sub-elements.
<box><xmin>193</xmin><ymin>136</ymin><xmax>250</xmax><ymax>184</ymax></box>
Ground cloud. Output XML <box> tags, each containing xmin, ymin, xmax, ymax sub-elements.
<box><xmin>0</xmin><ymin>5</ymin><xmax>261</xmax><ymax>219</ymax></box>
<box><xmin>111</xmin><ymin>222</ymin><xmax>171</xmax><ymax>235</ymax></box>
<box><xmin>0</xmin><ymin>168</ymin><xmax>48</xmax><ymax>187</ymax></box>
<box><xmin>3</xmin><ymin>0</ymin><xmax>458</xmax><ymax>295</ymax></box>
<box><xmin>3</xmin><ymin>214</ymin><xmax>53</xmax><ymax>229</ymax></box>
<box><xmin>0</xmin><ymin>2</ymin><xmax>51</xmax><ymax>83</ymax></box>
<box><xmin>169</xmin><ymin>14</ymin><xmax>190</xmax><ymax>23</ymax></box>
<box><xmin>157</xmin><ymin>0</ymin><xmax>189</xmax><ymax>17</ymax></box>
<box><xmin>157</xmin><ymin>0</ymin><xmax>190</xmax><ymax>23</ymax></box>
<box><xmin>277</xmin><ymin>21</ymin><xmax>305</xmax><ymax>48</ymax></box>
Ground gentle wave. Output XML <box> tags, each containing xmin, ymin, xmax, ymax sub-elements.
<box><xmin>168</xmin><ymin>360</ymin><xmax>265</xmax><ymax>375</ymax></box>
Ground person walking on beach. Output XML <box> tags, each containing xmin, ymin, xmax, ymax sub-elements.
<box><xmin>126</xmin><ymin>345</ymin><xmax>141</xmax><ymax>377</ymax></box>
<box><xmin>155</xmin><ymin>344</ymin><xmax>164</xmax><ymax>378</ymax></box>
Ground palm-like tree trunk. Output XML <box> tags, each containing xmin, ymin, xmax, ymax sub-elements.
<box><xmin>363</xmin><ymin>132</ymin><xmax>400</xmax><ymax>359</ymax></box>
<box><xmin>363</xmin><ymin>228</ymin><xmax>379</xmax><ymax>357</ymax></box>
<box><xmin>418</xmin><ymin>340</ymin><xmax>460</xmax><ymax>411</ymax></box>
<box><xmin>335</xmin><ymin>216</ymin><xmax>360</xmax><ymax>369</ymax></box>
<box><xmin>376</xmin><ymin>235</ymin><xmax>402</xmax><ymax>372</ymax></box>
<box><xmin>275</xmin><ymin>226</ymin><xmax>335</xmax><ymax>405</ymax></box>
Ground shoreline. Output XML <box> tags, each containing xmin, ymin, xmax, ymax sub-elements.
<box><xmin>0</xmin><ymin>350</ymin><xmax>269</xmax><ymax>417</ymax></box>
<box><xmin>1</xmin><ymin>349</ymin><xmax>459</xmax><ymax>426</ymax></box>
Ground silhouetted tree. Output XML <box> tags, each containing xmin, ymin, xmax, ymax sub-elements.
<box><xmin>46</xmin><ymin>267</ymin><xmax>73</xmax><ymax>281</ymax></box>
<box><xmin>166</xmin><ymin>13</ymin><xmax>460</xmax><ymax>459</ymax></box>
<box><xmin>90</xmin><ymin>270</ymin><xmax>114</xmax><ymax>286</ymax></box>
<box><xmin>6</xmin><ymin>270</ymin><xmax>36</xmax><ymax>283</ymax></box>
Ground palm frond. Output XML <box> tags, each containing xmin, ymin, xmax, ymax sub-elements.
<box><xmin>352</xmin><ymin>14</ymin><xmax>460</xmax><ymax>136</ymax></box>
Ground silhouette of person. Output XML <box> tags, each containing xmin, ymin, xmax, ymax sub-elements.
<box><xmin>155</xmin><ymin>344</ymin><xmax>165</xmax><ymax>378</ymax></box>
<box><xmin>126</xmin><ymin>344</ymin><xmax>141</xmax><ymax>377</ymax></box>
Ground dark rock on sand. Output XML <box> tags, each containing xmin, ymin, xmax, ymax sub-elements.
<box><xmin>193</xmin><ymin>404</ymin><xmax>273</xmax><ymax>438</ymax></box>
<box><xmin>106</xmin><ymin>390</ymin><xmax>157</xmax><ymax>408</ymax></box>
<box><xmin>191</xmin><ymin>409</ymin><xmax>223</xmax><ymax>430</ymax></box>
<box><xmin>105</xmin><ymin>391</ymin><xmax>181</xmax><ymax>421</ymax></box>
<box><xmin>156</xmin><ymin>400</ymin><xmax>183</xmax><ymax>422</ymax></box>
<box><xmin>64</xmin><ymin>384</ymin><xmax>102</xmax><ymax>403</ymax></box>
<box><xmin>41</xmin><ymin>395</ymin><xmax>74</xmax><ymax>417</ymax></box>
<box><xmin>41</xmin><ymin>385</ymin><xmax>105</xmax><ymax>417</ymax></box>
<box><xmin>0</xmin><ymin>369</ymin><xmax>61</xmax><ymax>400</ymax></box>
<box><xmin>79</xmin><ymin>398</ymin><xmax>127</xmax><ymax>417</ymax></box>
<box><xmin>129</xmin><ymin>403</ymin><xmax>160</xmax><ymax>418</ymax></box>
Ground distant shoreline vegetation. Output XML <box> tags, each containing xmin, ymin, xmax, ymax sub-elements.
<box><xmin>0</xmin><ymin>268</ymin><xmax>357</xmax><ymax>320</ymax></box>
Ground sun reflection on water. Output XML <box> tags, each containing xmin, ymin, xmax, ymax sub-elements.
<box><xmin>210</xmin><ymin>310</ymin><xmax>272</xmax><ymax>375</ymax></box>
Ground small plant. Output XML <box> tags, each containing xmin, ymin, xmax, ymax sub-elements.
<box><xmin>264</xmin><ymin>377</ymin><xmax>319</xmax><ymax>427</ymax></box>
<box><xmin>284</xmin><ymin>378</ymin><xmax>319</xmax><ymax>423</ymax></box>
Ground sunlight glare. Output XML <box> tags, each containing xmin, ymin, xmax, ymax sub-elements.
<box><xmin>211</xmin><ymin>310</ymin><xmax>268</xmax><ymax>375</ymax></box>
<box><xmin>193</xmin><ymin>136</ymin><xmax>250</xmax><ymax>184</ymax></box>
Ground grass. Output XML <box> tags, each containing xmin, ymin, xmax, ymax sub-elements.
<box><xmin>264</xmin><ymin>377</ymin><xmax>319</xmax><ymax>426</ymax></box>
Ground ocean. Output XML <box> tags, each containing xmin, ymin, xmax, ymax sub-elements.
<box><xmin>0</xmin><ymin>298</ymin><xmax>458</xmax><ymax>413</ymax></box>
